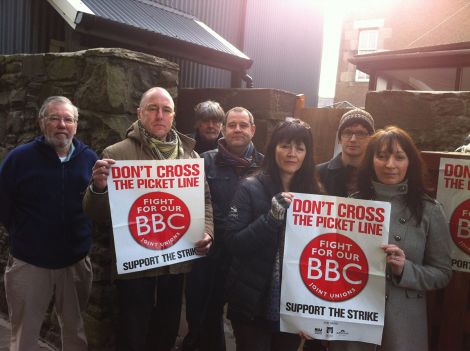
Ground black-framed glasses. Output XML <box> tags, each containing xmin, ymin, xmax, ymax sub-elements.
<box><xmin>341</xmin><ymin>130</ymin><xmax>369</xmax><ymax>140</ymax></box>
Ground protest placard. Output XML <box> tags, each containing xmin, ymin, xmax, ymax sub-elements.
<box><xmin>280</xmin><ymin>193</ymin><xmax>390</xmax><ymax>344</ymax></box>
<box><xmin>436</xmin><ymin>157</ymin><xmax>470</xmax><ymax>272</ymax></box>
<box><xmin>107</xmin><ymin>159</ymin><xmax>205</xmax><ymax>274</ymax></box>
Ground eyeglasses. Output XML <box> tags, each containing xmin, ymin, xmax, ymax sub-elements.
<box><xmin>341</xmin><ymin>130</ymin><xmax>370</xmax><ymax>140</ymax></box>
<box><xmin>44</xmin><ymin>115</ymin><xmax>77</xmax><ymax>125</ymax></box>
<box><xmin>284</xmin><ymin>117</ymin><xmax>311</xmax><ymax>130</ymax></box>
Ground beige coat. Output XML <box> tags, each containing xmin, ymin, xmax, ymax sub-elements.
<box><xmin>83</xmin><ymin>121</ymin><xmax>214</xmax><ymax>279</ymax></box>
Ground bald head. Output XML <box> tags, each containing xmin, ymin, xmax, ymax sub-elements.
<box><xmin>137</xmin><ymin>87</ymin><xmax>176</xmax><ymax>140</ymax></box>
<box><xmin>139</xmin><ymin>87</ymin><xmax>175</xmax><ymax>109</ymax></box>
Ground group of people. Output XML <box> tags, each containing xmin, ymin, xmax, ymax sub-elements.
<box><xmin>0</xmin><ymin>87</ymin><xmax>452</xmax><ymax>351</ymax></box>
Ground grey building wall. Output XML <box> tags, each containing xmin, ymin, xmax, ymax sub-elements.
<box><xmin>244</xmin><ymin>0</ymin><xmax>323</xmax><ymax>107</ymax></box>
<box><xmin>2</xmin><ymin>0</ymin><xmax>323</xmax><ymax>101</ymax></box>
<box><xmin>0</xmin><ymin>0</ymin><xmax>65</xmax><ymax>54</ymax></box>
<box><xmin>156</xmin><ymin>0</ymin><xmax>323</xmax><ymax>103</ymax></box>
<box><xmin>0</xmin><ymin>0</ymin><xmax>34</xmax><ymax>54</ymax></box>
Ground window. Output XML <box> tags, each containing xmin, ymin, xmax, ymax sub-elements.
<box><xmin>355</xmin><ymin>29</ymin><xmax>378</xmax><ymax>82</ymax></box>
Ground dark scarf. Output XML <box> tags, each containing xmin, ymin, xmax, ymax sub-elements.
<box><xmin>194</xmin><ymin>132</ymin><xmax>222</xmax><ymax>154</ymax></box>
<box><xmin>217</xmin><ymin>138</ymin><xmax>256</xmax><ymax>173</ymax></box>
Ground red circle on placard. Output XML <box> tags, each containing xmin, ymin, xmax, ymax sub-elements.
<box><xmin>128</xmin><ymin>192</ymin><xmax>190</xmax><ymax>250</ymax></box>
<box><xmin>449</xmin><ymin>199</ymin><xmax>470</xmax><ymax>255</ymax></box>
<box><xmin>299</xmin><ymin>233</ymin><xmax>368</xmax><ymax>302</ymax></box>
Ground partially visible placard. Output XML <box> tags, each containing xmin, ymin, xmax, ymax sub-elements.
<box><xmin>436</xmin><ymin>157</ymin><xmax>470</xmax><ymax>272</ymax></box>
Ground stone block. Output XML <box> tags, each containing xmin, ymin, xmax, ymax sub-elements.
<box><xmin>0</xmin><ymin>48</ymin><xmax>303</xmax><ymax>350</ymax></box>
<box><xmin>9</xmin><ymin>88</ymin><xmax>26</xmax><ymax>105</ymax></box>
<box><xmin>6</xmin><ymin>111</ymin><xmax>25</xmax><ymax>134</ymax></box>
<box><xmin>365</xmin><ymin>90</ymin><xmax>470</xmax><ymax>151</ymax></box>
<box><xmin>46</xmin><ymin>55</ymin><xmax>82</xmax><ymax>81</ymax></box>
<box><xmin>22</xmin><ymin>55</ymin><xmax>46</xmax><ymax>77</ymax></box>
<box><xmin>176</xmin><ymin>88</ymin><xmax>298</xmax><ymax>151</ymax></box>
<box><xmin>0</xmin><ymin>91</ymin><xmax>9</xmax><ymax>107</ymax></box>
<box><xmin>5</xmin><ymin>61</ymin><xmax>22</xmax><ymax>74</ymax></box>
<box><xmin>0</xmin><ymin>73</ymin><xmax>22</xmax><ymax>85</ymax></box>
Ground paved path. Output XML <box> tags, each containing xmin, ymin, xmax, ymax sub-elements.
<box><xmin>0</xmin><ymin>315</ymin><xmax>55</xmax><ymax>351</ymax></box>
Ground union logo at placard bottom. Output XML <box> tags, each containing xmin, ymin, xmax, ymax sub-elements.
<box><xmin>128</xmin><ymin>192</ymin><xmax>190</xmax><ymax>250</ymax></box>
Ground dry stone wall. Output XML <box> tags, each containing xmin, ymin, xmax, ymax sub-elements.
<box><xmin>365</xmin><ymin>90</ymin><xmax>470</xmax><ymax>151</ymax></box>
<box><xmin>0</xmin><ymin>48</ymin><xmax>298</xmax><ymax>350</ymax></box>
<box><xmin>0</xmin><ymin>48</ymin><xmax>179</xmax><ymax>350</ymax></box>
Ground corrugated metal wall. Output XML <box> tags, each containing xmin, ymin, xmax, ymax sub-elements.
<box><xmin>0</xmin><ymin>0</ymin><xmax>65</xmax><ymax>54</ymax></box>
<box><xmin>244</xmin><ymin>0</ymin><xmax>323</xmax><ymax>106</ymax></box>
<box><xmin>1</xmin><ymin>0</ymin><xmax>33</xmax><ymax>54</ymax></box>
<box><xmin>1</xmin><ymin>0</ymin><xmax>323</xmax><ymax>103</ymax></box>
<box><xmin>154</xmin><ymin>0</ymin><xmax>246</xmax><ymax>88</ymax></box>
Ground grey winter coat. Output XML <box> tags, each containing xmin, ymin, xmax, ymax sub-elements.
<box><xmin>330</xmin><ymin>181</ymin><xmax>452</xmax><ymax>351</ymax></box>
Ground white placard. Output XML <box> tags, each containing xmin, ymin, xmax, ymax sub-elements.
<box><xmin>107</xmin><ymin>159</ymin><xmax>205</xmax><ymax>274</ymax></box>
<box><xmin>280</xmin><ymin>194</ymin><xmax>390</xmax><ymax>344</ymax></box>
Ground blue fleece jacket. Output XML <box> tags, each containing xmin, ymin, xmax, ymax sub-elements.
<box><xmin>0</xmin><ymin>136</ymin><xmax>98</xmax><ymax>268</ymax></box>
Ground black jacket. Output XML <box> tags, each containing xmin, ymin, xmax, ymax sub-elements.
<box><xmin>316</xmin><ymin>152</ymin><xmax>355</xmax><ymax>197</ymax></box>
<box><xmin>224</xmin><ymin>173</ymin><xmax>283</xmax><ymax>322</ymax></box>
<box><xmin>202</xmin><ymin>148</ymin><xmax>263</xmax><ymax>246</ymax></box>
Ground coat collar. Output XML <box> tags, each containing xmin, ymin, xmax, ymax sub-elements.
<box><xmin>327</xmin><ymin>152</ymin><xmax>344</xmax><ymax>170</ymax></box>
<box><xmin>372</xmin><ymin>180</ymin><xmax>408</xmax><ymax>200</ymax></box>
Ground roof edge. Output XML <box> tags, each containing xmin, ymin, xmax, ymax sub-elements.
<box><xmin>75</xmin><ymin>13</ymin><xmax>253</xmax><ymax>71</ymax></box>
<box><xmin>47</xmin><ymin>0</ymin><xmax>93</xmax><ymax>29</ymax></box>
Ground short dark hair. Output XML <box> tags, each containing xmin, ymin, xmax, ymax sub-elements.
<box><xmin>262</xmin><ymin>119</ymin><xmax>322</xmax><ymax>194</ymax></box>
<box><xmin>224</xmin><ymin>107</ymin><xmax>254</xmax><ymax>125</ymax></box>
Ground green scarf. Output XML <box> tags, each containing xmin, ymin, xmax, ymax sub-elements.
<box><xmin>138</xmin><ymin>121</ymin><xmax>183</xmax><ymax>160</ymax></box>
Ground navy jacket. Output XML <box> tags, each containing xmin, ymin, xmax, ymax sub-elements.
<box><xmin>202</xmin><ymin>148</ymin><xmax>263</xmax><ymax>247</ymax></box>
<box><xmin>0</xmin><ymin>136</ymin><xmax>98</xmax><ymax>268</ymax></box>
<box><xmin>224</xmin><ymin>173</ymin><xmax>283</xmax><ymax>322</ymax></box>
<box><xmin>316</xmin><ymin>152</ymin><xmax>354</xmax><ymax>197</ymax></box>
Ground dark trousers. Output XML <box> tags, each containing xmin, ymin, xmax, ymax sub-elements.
<box><xmin>183</xmin><ymin>256</ymin><xmax>227</xmax><ymax>351</ymax></box>
<box><xmin>303</xmin><ymin>339</ymin><xmax>328</xmax><ymax>351</ymax></box>
<box><xmin>116</xmin><ymin>274</ymin><xmax>184</xmax><ymax>351</ymax></box>
<box><xmin>231</xmin><ymin>320</ymin><xmax>300</xmax><ymax>351</ymax></box>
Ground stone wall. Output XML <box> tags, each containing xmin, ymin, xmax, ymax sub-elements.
<box><xmin>365</xmin><ymin>90</ymin><xmax>470</xmax><ymax>151</ymax></box>
<box><xmin>176</xmin><ymin>88</ymin><xmax>298</xmax><ymax>153</ymax></box>
<box><xmin>0</xmin><ymin>48</ymin><xmax>179</xmax><ymax>350</ymax></box>
<box><xmin>0</xmin><ymin>48</ymin><xmax>299</xmax><ymax>350</ymax></box>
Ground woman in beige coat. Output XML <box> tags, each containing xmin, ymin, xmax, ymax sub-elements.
<box><xmin>330</xmin><ymin>126</ymin><xmax>452</xmax><ymax>351</ymax></box>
